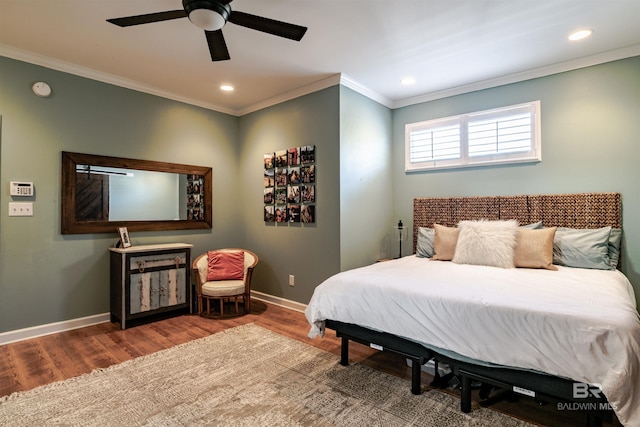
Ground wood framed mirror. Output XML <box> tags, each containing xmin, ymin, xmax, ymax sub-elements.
<box><xmin>61</xmin><ymin>151</ymin><xmax>212</xmax><ymax>234</ymax></box>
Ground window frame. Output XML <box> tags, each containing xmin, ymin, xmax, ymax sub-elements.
<box><xmin>405</xmin><ymin>101</ymin><xmax>541</xmax><ymax>172</ymax></box>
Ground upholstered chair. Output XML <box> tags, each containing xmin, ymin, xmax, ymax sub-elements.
<box><xmin>192</xmin><ymin>248</ymin><xmax>258</xmax><ymax>317</ymax></box>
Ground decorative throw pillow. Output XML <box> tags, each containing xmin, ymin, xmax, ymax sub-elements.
<box><xmin>452</xmin><ymin>220</ymin><xmax>518</xmax><ymax>269</ymax></box>
<box><xmin>553</xmin><ymin>227</ymin><xmax>612</xmax><ymax>270</ymax></box>
<box><xmin>514</xmin><ymin>227</ymin><xmax>558</xmax><ymax>270</ymax></box>
<box><xmin>416</xmin><ymin>227</ymin><xmax>435</xmax><ymax>258</ymax></box>
<box><xmin>431</xmin><ymin>224</ymin><xmax>459</xmax><ymax>261</ymax></box>
<box><xmin>207</xmin><ymin>251</ymin><xmax>245</xmax><ymax>281</ymax></box>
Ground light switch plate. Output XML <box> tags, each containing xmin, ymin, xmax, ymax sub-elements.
<box><xmin>9</xmin><ymin>202</ymin><xmax>33</xmax><ymax>216</ymax></box>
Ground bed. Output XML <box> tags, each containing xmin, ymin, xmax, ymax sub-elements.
<box><xmin>305</xmin><ymin>193</ymin><xmax>640</xmax><ymax>427</ymax></box>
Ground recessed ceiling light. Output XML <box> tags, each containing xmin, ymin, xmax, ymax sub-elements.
<box><xmin>401</xmin><ymin>77</ymin><xmax>416</xmax><ymax>85</ymax></box>
<box><xmin>220</xmin><ymin>84</ymin><xmax>234</xmax><ymax>92</ymax></box>
<box><xmin>568</xmin><ymin>29</ymin><xmax>593</xmax><ymax>41</ymax></box>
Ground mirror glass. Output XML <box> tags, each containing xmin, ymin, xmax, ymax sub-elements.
<box><xmin>62</xmin><ymin>152</ymin><xmax>212</xmax><ymax>234</ymax></box>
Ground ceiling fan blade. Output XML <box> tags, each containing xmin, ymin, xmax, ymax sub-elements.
<box><xmin>107</xmin><ymin>10</ymin><xmax>187</xmax><ymax>27</ymax></box>
<box><xmin>228</xmin><ymin>11</ymin><xmax>307</xmax><ymax>41</ymax></box>
<box><xmin>205</xmin><ymin>30</ymin><xmax>231</xmax><ymax>61</ymax></box>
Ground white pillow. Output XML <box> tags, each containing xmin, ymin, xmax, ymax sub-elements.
<box><xmin>453</xmin><ymin>220</ymin><xmax>519</xmax><ymax>269</ymax></box>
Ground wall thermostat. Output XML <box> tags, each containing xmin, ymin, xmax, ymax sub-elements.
<box><xmin>10</xmin><ymin>181</ymin><xmax>34</xmax><ymax>196</ymax></box>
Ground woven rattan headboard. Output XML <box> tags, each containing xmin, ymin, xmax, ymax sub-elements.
<box><xmin>412</xmin><ymin>192</ymin><xmax>622</xmax><ymax>260</ymax></box>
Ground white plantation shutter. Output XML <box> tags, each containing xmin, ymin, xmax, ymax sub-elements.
<box><xmin>407</xmin><ymin>118</ymin><xmax>461</xmax><ymax>167</ymax></box>
<box><xmin>406</xmin><ymin>101</ymin><xmax>540</xmax><ymax>171</ymax></box>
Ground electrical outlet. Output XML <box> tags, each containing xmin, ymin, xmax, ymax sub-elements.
<box><xmin>9</xmin><ymin>202</ymin><xmax>33</xmax><ymax>217</ymax></box>
<box><xmin>289</xmin><ymin>274</ymin><xmax>295</xmax><ymax>287</ymax></box>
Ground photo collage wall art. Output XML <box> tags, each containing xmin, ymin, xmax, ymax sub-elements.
<box><xmin>264</xmin><ymin>145</ymin><xmax>315</xmax><ymax>223</ymax></box>
<box><xmin>186</xmin><ymin>174</ymin><xmax>205</xmax><ymax>220</ymax></box>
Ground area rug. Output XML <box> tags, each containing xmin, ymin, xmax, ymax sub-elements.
<box><xmin>0</xmin><ymin>323</ymin><xmax>533</xmax><ymax>426</ymax></box>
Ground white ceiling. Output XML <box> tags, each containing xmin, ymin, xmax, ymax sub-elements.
<box><xmin>1</xmin><ymin>0</ymin><xmax>640</xmax><ymax>116</ymax></box>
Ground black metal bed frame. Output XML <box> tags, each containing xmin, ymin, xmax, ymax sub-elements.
<box><xmin>326</xmin><ymin>319</ymin><xmax>612</xmax><ymax>427</ymax></box>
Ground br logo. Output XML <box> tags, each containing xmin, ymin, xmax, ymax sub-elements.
<box><xmin>573</xmin><ymin>383</ymin><xmax>604</xmax><ymax>399</ymax></box>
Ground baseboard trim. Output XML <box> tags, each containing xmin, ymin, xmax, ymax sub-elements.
<box><xmin>0</xmin><ymin>313</ymin><xmax>111</xmax><ymax>346</ymax></box>
<box><xmin>0</xmin><ymin>293</ymin><xmax>306</xmax><ymax>346</ymax></box>
<box><xmin>251</xmin><ymin>291</ymin><xmax>307</xmax><ymax>313</ymax></box>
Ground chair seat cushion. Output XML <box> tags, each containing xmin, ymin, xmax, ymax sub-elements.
<box><xmin>201</xmin><ymin>280</ymin><xmax>245</xmax><ymax>297</ymax></box>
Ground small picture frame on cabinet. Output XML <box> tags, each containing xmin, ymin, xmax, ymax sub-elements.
<box><xmin>118</xmin><ymin>227</ymin><xmax>132</xmax><ymax>248</ymax></box>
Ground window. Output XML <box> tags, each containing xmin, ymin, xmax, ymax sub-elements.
<box><xmin>405</xmin><ymin>101</ymin><xmax>541</xmax><ymax>171</ymax></box>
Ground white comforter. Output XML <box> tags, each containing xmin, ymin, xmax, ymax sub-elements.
<box><xmin>305</xmin><ymin>256</ymin><xmax>640</xmax><ymax>426</ymax></box>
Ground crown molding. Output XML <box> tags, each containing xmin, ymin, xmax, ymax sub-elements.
<box><xmin>339</xmin><ymin>74</ymin><xmax>394</xmax><ymax>108</ymax></box>
<box><xmin>241</xmin><ymin>44</ymin><xmax>640</xmax><ymax>112</ymax></box>
<box><xmin>239</xmin><ymin>73</ymin><xmax>395</xmax><ymax>115</ymax></box>
<box><xmin>392</xmin><ymin>43</ymin><xmax>640</xmax><ymax>109</ymax></box>
<box><xmin>3</xmin><ymin>43</ymin><xmax>639</xmax><ymax>115</ymax></box>
<box><xmin>0</xmin><ymin>44</ymin><xmax>237</xmax><ymax>116</ymax></box>
<box><xmin>237</xmin><ymin>73</ymin><xmax>342</xmax><ymax>115</ymax></box>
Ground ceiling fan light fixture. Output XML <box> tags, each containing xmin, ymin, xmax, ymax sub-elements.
<box><xmin>183</xmin><ymin>0</ymin><xmax>230</xmax><ymax>31</ymax></box>
<box><xmin>188</xmin><ymin>9</ymin><xmax>225</xmax><ymax>30</ymax></box>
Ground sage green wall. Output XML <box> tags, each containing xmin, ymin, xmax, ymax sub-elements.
<box><xmin>2</xmin><ymin>53</ymin><xmax>638</xmax><ymax>333</ymax></box>
<box><xmin>339</xmin><ymin>86</ymin><xmax>394</xmax><ymax>270</ymax></box>
<box><xmin>237</xmin><ymin>87</ymin><xmax>342</xmax><ymax>304</ymax></box>
<box><xmin>392</xmin><ymin>56</ymin><xmax>640</xmax><ymax>305</ymax></box>
<box><xmin>0</xmin><ymin>57</ymin><xmax>240</xmax><ymax>333</ymax></box>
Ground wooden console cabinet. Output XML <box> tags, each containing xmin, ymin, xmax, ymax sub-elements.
<box><xmin>109</xmin><ymin>243</ymin><xmax>193</xmax><ymax>329</ymax></box>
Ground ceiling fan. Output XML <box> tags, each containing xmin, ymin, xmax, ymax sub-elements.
<box><xmin>107</xmin><ymin>0</ymin><xmax>307</xmax><ymax>61</ymax></box>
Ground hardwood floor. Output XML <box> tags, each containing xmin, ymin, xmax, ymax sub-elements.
<box><xmin>0</xmin><ymin>300</ymin><xmax>618</xmax><ymax>427</ymax></box>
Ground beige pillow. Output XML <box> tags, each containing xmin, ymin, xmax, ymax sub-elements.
<box><xmin>514</xmin><ymin>227</ymin><xmax>558</xmax><ymax>270</ymax></box>
<box><xmin>432</xmin><ymin>224</ymin><xmax>460</xmax><ymax>261</ymax></box>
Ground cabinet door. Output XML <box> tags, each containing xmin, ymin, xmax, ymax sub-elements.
<box><xmin>173</xmin><ymin>268</ymin><xmax>187</xmax><ymax>305</ymax></box>
<box><xmin>132</xmin><ymin>270</ymin><xmax>181</xmax><ymax>313</ymax></box>
<box><xmin>160</xmin><ymin>270</ymin><xmax>171</xmax><ymax>308</ymax></box>
<box><xmin>130</xmin><ymin>272</ymin><xmax>152</xmax><ymax>314</ymax></box>
<box><xmin>129</xmin><ymin>257</ymin><xmax>188</xmax><ymax>314</ymax></box>
<box><xmin>163</xmin><ymin>268</ymin><xmax>185</xmax><ymax>306</ymax></box>
<box><xmin>149</xmin><ymin>271</ymin><xmax>161</xmax><ymax>311</ymax></box>
<box><xmin>161</xmin><ymin>269</ymin><xmax>187</xmax><ymax>306</ymax></box>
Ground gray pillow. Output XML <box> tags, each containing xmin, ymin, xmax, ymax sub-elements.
<box><xmin>521</xmin><ymin>221</ymin><xmax>543</xmax><ymax>229</ymax></box>
<box><xmin>553</xmin><ymin>226</ymin><xmax>612</xmax><ymax>270</ymax></box>
<box><xmin>416</xmin><ymin>227</ymin><xmax>435</xmax><ymax>258</ymax></box>
<box><xmin>608</xmin><ymin>228</ymin><xmax>622</xmax><ymax>269</ymax></box>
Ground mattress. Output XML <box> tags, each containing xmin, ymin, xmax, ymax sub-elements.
<box><xmin>305</xmin><ymin>256</ymin><xmax>640</xmax><ymax>426</ymax></box>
